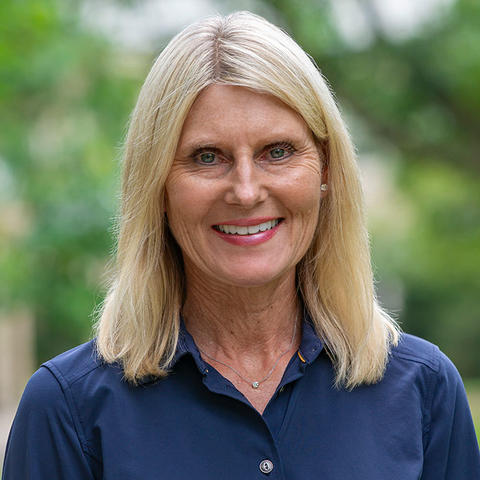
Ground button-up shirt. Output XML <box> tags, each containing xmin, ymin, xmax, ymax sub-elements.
<box><xmin>3</xmin><ymin>319</ymin><xmax>480</xmax><ymax>479</ymax></box>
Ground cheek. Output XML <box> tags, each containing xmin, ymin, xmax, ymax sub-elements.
<box><xmin>165</xmin><ymin>176</ymin><xmax>195</xmax><ymax>239</ymax></box>
<box><xmin>284</xmin><ymin>182</ymin><xmax>321</xmax><ymax>255</ymax></box>
<box><xmin>285</xmin><ymin>172</ymin><xmax>322</xmax><ymax>217</ymax></box>
<box><xmin>281</xmin><ymin>156</ymin><xmax>322</xmax><ymax>212</ymax></box>
<box><xmin>166</xmin><ymin>170</ymin><xmax>200</xmax><ymax>216</ymax></box>
<box><xmin>165</xmin><ymin>173</ymin><xmax>216</xmax><ymax>244</ymax></box>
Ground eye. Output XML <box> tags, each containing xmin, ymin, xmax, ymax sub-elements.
<box><xmin>270</xmin><ymin>147</ymin><xmax>286</xmax><ymax>159</ymax></box>
<box><xmin>266</xmin><ymin>143</ymin><xmax>295</xmax><ymax>161</ymax></box>
<box><xmin>197</xmin><ymin>152</ymin><xmax>216</xmax><ymax>164</ymax></box>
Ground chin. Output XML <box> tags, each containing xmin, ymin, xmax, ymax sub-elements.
<box><xmin>216</xmin><ymin>266</ymin><xmax>291</xmax><ymax>289</ymax></box>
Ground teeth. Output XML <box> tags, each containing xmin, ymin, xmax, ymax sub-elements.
<box><xmin>216</xmin><ymin>219</ymin><xmax>280</xmax><ymax>235</ymax></box>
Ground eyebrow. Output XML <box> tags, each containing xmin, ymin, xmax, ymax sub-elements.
<box><xmin>181</xmin><ymin>135</ymin><xmax>305</xmax><ymax>157</ymax></box>
<box><xmin>180</xmin><ymin>141</ymin><xmax>219</xmax><ymax>155</ymax></box>
<box><xmin>188</xmin><ymin>145</ymin><xmax>223</xmax><ymax>158</ymax></box>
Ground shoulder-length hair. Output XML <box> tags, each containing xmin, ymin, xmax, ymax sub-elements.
<box><xmin>95</xmin><ymin>11</ymin><xmax>400</xmax><ymax>388</ymax></box>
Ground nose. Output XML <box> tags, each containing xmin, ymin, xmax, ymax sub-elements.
<box><xmin>224</xmin><ymin>156</ymin><xmax>267</xmax><ymax>208</ymax></box>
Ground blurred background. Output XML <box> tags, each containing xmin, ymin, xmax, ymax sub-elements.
<box><xmin>1</xmin><ymin>0</ymin><xmax>479</xmax><ymax>464</ymax></box>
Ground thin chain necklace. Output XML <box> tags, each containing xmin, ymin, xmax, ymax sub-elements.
<box><xmin>197</xmin><ymin>316</ymin><xmax>298</xmax><ymax>390</ymax></box>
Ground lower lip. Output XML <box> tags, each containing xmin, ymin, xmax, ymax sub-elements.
<box><xmin>212</xmin><ymin>222</ymin><xmax>282</xmax><ymax>246</ymax></box>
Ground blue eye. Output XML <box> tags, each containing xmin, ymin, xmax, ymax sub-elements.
<box><xmin>199</xmin><ymin>152</ymin><xmax>216</xmax><ymax>164</ymax></box>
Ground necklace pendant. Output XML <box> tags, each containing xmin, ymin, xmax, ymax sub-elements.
<box><xmin>252</xmin><ymin>381</ymin><xmax>260</xmax><ymax>389</ymax></box>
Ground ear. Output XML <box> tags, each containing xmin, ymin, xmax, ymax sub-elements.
<box><xmin>315</xmin><ymin>137</ymin><xmax>329</xmax><ymax>197</ymax></box>
<box><xmin>320</xmin><ymin>164</ymin><xmax>329</xmax><ymax>198</ymax></box>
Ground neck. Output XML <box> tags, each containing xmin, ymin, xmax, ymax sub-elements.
<box><xmin>182</xmin><ymin>266</ymin><xmax>301</xmax><ymax>360</ymax></box>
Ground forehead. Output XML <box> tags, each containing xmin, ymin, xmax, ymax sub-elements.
<box><xmin>177</xmin><ymin>85</ymin><xmax>312</xmax><ymax>148</ymax></box>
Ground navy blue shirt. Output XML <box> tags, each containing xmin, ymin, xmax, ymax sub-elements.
<box><xmin>3</xmin><ymin>320</ymin><xmax>480</xmax><ymax>479</ymax></box>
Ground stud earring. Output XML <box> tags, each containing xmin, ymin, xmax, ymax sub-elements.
<box><xmin>320</xmin><ymin>184</ymin><xmax>328</xmax><ymax>192</ymax></box>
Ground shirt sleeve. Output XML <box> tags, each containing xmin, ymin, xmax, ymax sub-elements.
<box><xmin>421</xmin><ymin>349</ymin><xmax>480</xmax><ymax>479</ymax></box>
<box><xmin>2</xmin><ymin>366</ymin><xmax>96</xmax><ymax>479</ymax></box>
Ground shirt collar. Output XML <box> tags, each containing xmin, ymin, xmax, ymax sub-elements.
<box><xmin>169</xmin><ymin>316</ymin><xmax>208</xmax><ymax>372</ymax></box>
<box><xmin>297</xmin><ymin>314</ymin><xmax>324</xmax><ymax>364</ymax></box>
<box><xmin>170</xmin><ymin>311</ymin><xmax>324</xmax><ymax>372</ymax></box>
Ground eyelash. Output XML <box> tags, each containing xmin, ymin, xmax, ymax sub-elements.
<box><xmin>264</xmin><ymin>142</ymin><xmax>296</xmax><ymax>161</ymax></box>
<box><xmin>191</xmin><ymin>142</ymin><xmax>296</xmax><ymax>165</ymax></box>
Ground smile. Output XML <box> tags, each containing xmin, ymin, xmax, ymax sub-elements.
<box><xmin>213</xmin><ymin>219</ymin><xmax>282</xmax><ymax>235</ymax></box>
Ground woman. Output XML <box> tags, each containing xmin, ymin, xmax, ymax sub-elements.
<box><xmin>3</xmin><ymin>11</ymin><xmax>479</xmax><ymax>479</ymax></box>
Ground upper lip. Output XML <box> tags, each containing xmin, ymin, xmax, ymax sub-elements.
<box><xmin>213</xmin><ymin>217</ymin><xmax>281</xmax><ymax>227</ymax></box>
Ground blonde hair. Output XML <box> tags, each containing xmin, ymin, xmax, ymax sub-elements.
<box><xmin>95</xmin><ymin>11</ymin><xmax>400</xmax><ymax>388</ymax></box>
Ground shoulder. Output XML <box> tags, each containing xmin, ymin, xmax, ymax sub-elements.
<box><xmin>391</xmin><ymin>337</ymin><xmax>480</xmax><ymax>474</ymax></box>
<box><xmin>21</xmin><ymin>339</ymin><xmax>124</xmax><ymax>421</ymax></box>
<box><xmin>379</xmin><ymin>333</ymin><xmax>472</xmax><ymax>433</ymax></box>
<box><xmin>17</xmin><ymin>340</ymin><xmax>124</xmax><ymax>457</ymax></box>
<box><xmin>390</xmin><ymin>332</ymin><xmax>457</xmax><ymax>375</ymax></box>
<box><xmin>41</xmin><ymin>339</ymin><xmax>106</xmax><ymax>388</ymax></box>
<box><xmin>20</xmin><ymin>340</ymin><xmax>101</xmax><ymax>401</ymax></box>
<box><xmin>386</xmin><ymin>333</ymin><xmax>464</xmax><ymax>403</ymax></box>
<box><xmin>5</xmin><ymin>342</ymin><xmax>103</xmax><ymax>477</ymax></box>
<box><xmin>17</xmin><ymin>340</ymin><xmax>109</xmax><ymax>422</ymax></box>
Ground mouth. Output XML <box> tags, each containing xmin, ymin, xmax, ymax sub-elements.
<box><xmin>213</xmin><ymin>218</ymin><xmax>283</xmax><ymax>236</ymax></box>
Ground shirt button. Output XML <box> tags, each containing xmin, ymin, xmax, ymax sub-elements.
<box><xmin>259</xmin><ymin>459</ymin><xmax>274</xmax><ymax>474</ymax></box>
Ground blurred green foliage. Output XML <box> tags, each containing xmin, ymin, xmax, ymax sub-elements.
<box><xmin>1</xmin><ymin>0</ymin><xmax>479</xmax><ymax>377</ymax></box>
<box><xmin>0</xmin><ymin>0</ymin><xmax>147</xmax><ymax>361</ymax></box>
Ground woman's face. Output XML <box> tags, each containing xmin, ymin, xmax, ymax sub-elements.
<box><xmin>165</xmin><ymin>85</ymin><xmax>326</xmax><ymax>288</ymax></box>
